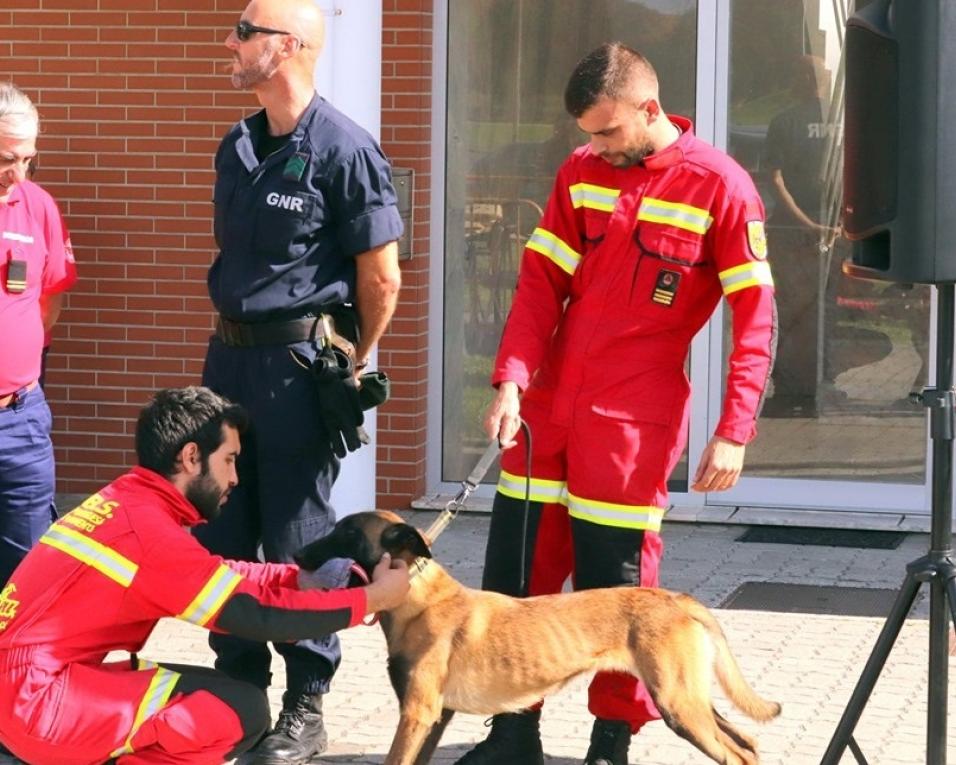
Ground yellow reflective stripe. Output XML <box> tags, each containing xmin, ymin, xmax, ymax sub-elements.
<box><xmin>177</xmin><ymin>563</ymin><xmax>243</xmax><ymax>627</ymax></box>
<box><xmin>39</xmin><ymin>525</ymin><xmax>138</xmax><ymax>587</ymax></box>
<box><xmin>569</xmin><ymin>182</ymin><xmax>620</xmax><ymax>212</ymax></box>
<box><xmin>497</xmin><ymin>470</ymin><xmax>568</xmax><ymax>505</ymax></box>
<box><xmin>526</xmin><ymin>227</ymin><xmax>581</xmax><ymax>276</ymax></box>
<box><xmin>566</xmin><ymin>491</ymin><xmax>665</xmax><ymax>531</ymax></box>
<box><xmin>637</xmin><ymin>197</ymin><xmax>714</xmax><ymax>235</ymax></box>
<box><xmin>111</xmin><ymin>668</ymin><xmax>180</xmax><ymax>757</ymax></box>
<box><xmin>719</xmin><ymin>260</ymin><xmax>774</xmax><ymax>295</ymax></box>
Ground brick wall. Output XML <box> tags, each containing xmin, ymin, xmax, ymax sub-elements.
<box><xmin>2</xmin><ymin>1</ymin><xmax>434</xmax><ymax>509</ymax></box>
<box><xmin>378</xmin><ymin>0</ymin><xmax>432</xmax><ymax>507</ymax></box>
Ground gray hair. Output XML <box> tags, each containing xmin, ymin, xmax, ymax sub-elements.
<box><xmin>0</xmin><ymin>82</ymin><xmax>39</xmax><ymax>141</ymax></box>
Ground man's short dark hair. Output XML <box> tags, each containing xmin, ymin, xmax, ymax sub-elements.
<box><xmin>564</xmin><ymin>42</ymin><xmax>657</xmax><ymax>117</ymax></box>
<box><xmin>136</xmin><ymin>387</ymin><xmax>248</xmax><ymax>478</ymax></box>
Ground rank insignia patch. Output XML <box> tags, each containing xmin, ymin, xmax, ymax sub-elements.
<box><xmin>283</xmin><ymin>152</ymin><xmax>309</xmax><ymax>182</ymax></box>
<box><xmin>747</xmin><ymin>220</ymin><xmax>768</xmax><ymax>260</ymax></box>
<box><xmin>5</xmin><ymin>258</ymin><xmax>26</xmax><ymax>294</ymax></box>
<box><xmin>652</xmin><ymin>269</ymin><xmax>681</xmax><ymax>306</ymax></box>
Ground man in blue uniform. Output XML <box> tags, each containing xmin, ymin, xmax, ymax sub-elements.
<box><xmin>196</xmin><ymin>1</ymin><xmax>403</xmax><ymax>763</ymax></box>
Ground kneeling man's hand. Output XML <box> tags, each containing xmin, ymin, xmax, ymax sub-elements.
<box><xmin>365</xmin><ymin>552</ymin><xmax>410</xmax><ymax>613</ymax></box>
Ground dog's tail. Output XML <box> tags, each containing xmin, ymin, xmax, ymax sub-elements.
<box><xmin>676</xmin><ymin>593</ymin><xmax>782</xmax><ymax>722</ymax></box>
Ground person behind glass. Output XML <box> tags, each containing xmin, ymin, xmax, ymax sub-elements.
<box><xmin>457</xmin><ymin>43</ymin><xmax>776</xmax><ymax>765</ymax></box>
<box><xmin>0</xmin><ymin>82</ymin><xmax>77</xmax><ymax>588</ymax></box>
<box><xmin>195</xmin><ymin>1</ymin><xmax>403</xmax><ymax>764</ymax></box>
<box><xmin>0</xmin><ymin>386</ymin><xmax>409</xmax><ymax>765</ymax></box>
<box><xmin>762</xmin><ymin>54</ymin><xmax>845</xmax><ymax>413</ymax></box>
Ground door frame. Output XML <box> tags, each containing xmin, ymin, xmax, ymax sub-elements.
<box><xmin>424</xmin><ymin>0</ymin><xmax>932</xmax><ymax>519</ymax></box>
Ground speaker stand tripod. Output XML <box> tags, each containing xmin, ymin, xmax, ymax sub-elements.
<box><xmin>821</xmin><ymin>283</ymin><xmax>956</xmax><ymax>765</ymax></box>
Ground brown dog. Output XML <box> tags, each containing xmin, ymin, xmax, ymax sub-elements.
<box><xmin>296</xmin><ymin>510</ymin><xmax>781</xmax><ymax>765</ymax></box>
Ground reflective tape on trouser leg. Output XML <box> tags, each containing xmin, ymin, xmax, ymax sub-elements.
<box><xmin>120</xmin><ymin>663</ymin><xmax>270</xmax><ymax>764</ymax></box>
<box><xmin>496</xmin><ymin>469</ymin><xmax>568</xmax><ymax>505</ymax></box>
<box><xmin>566</xmin><ymin>491</ymin><xmax>664</xmax><ymax>533</ymax></box>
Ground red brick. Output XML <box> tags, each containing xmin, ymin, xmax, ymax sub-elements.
<box><xmin>101</xmin><ymin>27</ymin><xmax>158</xmax><ymax>43</ymax></box>
<box><xmin>11</xmin><ymin>10</ymin><xmax>69</xmax><ymax>24</ymax></box>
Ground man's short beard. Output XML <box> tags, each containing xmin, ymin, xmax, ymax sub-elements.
<box><xmin>186</xmin><ymin>470</ymin><xmax>224</xmax><ymax>521</ymax></box>
<box><xmin>231</xmin><ymin>49</ymin><xmax>281</xmax><ymax>90</ymax></box>
<box><xmin>616</xmin><ymin>140</ymin><xmax>655</xmax><ymax>167</ymax></box>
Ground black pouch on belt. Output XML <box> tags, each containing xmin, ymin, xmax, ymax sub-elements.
<box><xmin>358</xmin><ymin>371</ymin><xmax>390</xmax><ymax>411</ymax></box>
<box><xmin>296</xmin><ymin>344</ymin><xmax>369</xmax><ymax>459</ymax></box>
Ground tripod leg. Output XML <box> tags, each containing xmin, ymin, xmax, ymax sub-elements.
<box><xmin>946</xmin><ymin>570</ymin><xmax>956</xmax><ymax>632</ymax></box>
<box><xmin>927</xmin><ymin>576</ymin><xmax>950</xmax><ymax>765</ymax></box>
<box><xmin>820</xmin><ymin>571</ymin><xmax>923</xmax><ymax>765</ymax></box>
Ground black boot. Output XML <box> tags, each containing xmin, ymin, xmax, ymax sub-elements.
<box><xmin>454</xmin><ymin>710</ymin><xmax>544</xmax><ymax>764</ymax></box>
<box><xmin>583</xmin><ymin>718</ymin><xmax>631</xmax><ymax>765</ymax></box>
<box><xmin>247</xmin><ymin>691</ymin><xmax>328</xmax><ymax>765</ymax></box>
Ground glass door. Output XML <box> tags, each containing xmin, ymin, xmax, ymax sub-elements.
<box><xmin>439</xmin><ymin>0</ymin><xmax>700</xmax><ymax>491</ymax></box>
<box><xmin>709</xmin><ymin>0</ymin><xmax>930</xmax><ymax>514</ymax></box>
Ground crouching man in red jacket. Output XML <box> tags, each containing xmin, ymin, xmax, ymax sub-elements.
<box><xmin>0</xmin><ymin>386</ymin><xmax>409</xmax><ymax>765</ymax></box>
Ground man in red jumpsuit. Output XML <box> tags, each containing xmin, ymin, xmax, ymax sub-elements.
<box><xmin>0</xmin><ymin>386</ymin><xmax>409</xmax><ymax>765</ymax></box>
<box><xmin>456</xmin><ymin>43</ymin><xmax>776</xmax><ymax>765</ymax></box>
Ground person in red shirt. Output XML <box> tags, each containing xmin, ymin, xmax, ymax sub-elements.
<box><xmin>457</xmin><ymin>44</ymin><xmax>776</xmax><ymax>765</ymax></box>
<box><xmin>0</xmin><ymin>82</ymin><xmax>77</xmax><ymax>588</ymax></box>
<box><xmin>0</xmin><ymin>386</ymin><xmax>409</xmax><ymax>765</ymax></box>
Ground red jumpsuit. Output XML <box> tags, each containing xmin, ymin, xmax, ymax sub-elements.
<box><xmin>485</xmin><ymin>116</ymin><xmax>776</xmax><ymax>730</ymax></box>
<box><xmin>0</xmin><ymin>467</ymin><xmax>367</xmax><ymax>765</ymax></box>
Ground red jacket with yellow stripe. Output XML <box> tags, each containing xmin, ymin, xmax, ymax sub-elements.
<box><xmin>0</xmin><ymin>466</ymin><xmax>366</xmax><ymax>665</ymax></box>
<box><xmin>492</xmin><ymin>116</ymin><xmax>776</xmax><ymax>444</ymax></box>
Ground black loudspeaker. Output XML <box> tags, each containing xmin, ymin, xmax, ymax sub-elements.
<box><xmin>843</xmin><ymin>0</ymin><xmax>956</xmax><ymax>284</ymax></box>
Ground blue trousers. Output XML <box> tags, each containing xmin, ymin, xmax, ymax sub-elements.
<box><xmin>0</xmin><ymin>386</ymin><xmax>56</xmax><ymax>587</ymax></box>
<box><xmin>195</xmin><ymin>337</ymin><xmax>341</xmax><ymax>698</ymax></box>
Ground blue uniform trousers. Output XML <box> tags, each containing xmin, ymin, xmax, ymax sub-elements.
<box><xmin>0</xmin><ymin>386</ymin><xmax>56</xmax><ymax>587</ymax></box>
<box><xmin>194</xmin><ymin>337</ymin><xmax>341</xmax><ymax>697</ymax></box>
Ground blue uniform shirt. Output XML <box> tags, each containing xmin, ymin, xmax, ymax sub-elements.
<box><xmin>208</xmin><ymin>93</ymin><xmax>404</xmax><ymax>322</ymax></box>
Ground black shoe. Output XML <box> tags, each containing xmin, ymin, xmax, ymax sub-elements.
<box><xmin>246</xmin><ymin>692</ymin><xmax>328</xmax><ymax>765</ymax></box>
<box><xmin>583</xmin><ymin>718</ymin><xmax>631</xmax><ymax>765</ymax></box>
<box><xmin>454</xmin><ymin>710</ymin><xmax>544</xmax><ymax>765</ymax></box>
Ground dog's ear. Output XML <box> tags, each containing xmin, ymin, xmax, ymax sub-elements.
<box><xmin>380</xmin><ymin>523</ymin><xmax>433</xmax><ymax>560</ymax></box>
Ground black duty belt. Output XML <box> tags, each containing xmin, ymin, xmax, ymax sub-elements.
<box><xmin>215</xmin><ymin>316</ymin><xmax>320</xmax><ymax>347</ymax></box>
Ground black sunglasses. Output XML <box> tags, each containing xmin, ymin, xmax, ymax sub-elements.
<box><xmin>234</xmin><ymin>20</ymin><xmax>292</xmax><ymax>42</ymax></box>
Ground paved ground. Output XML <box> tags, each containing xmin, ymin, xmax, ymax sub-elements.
<box><xmin>136</xmin><ymin>509</ymin><xmax>955</xmax><ymax>765</ymax></box>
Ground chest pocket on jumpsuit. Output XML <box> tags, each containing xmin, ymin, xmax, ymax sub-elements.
<box><xmin>574</xmin><ymin>208</ymin><xmax>612</xmax><ymax>289</ymax></box>
<box><xmin>632</xmin><ymin>224</ymin><xmax>710</xmax><ymax>326</ymax></box>
<box><xmin>253</xmin><ymin>189</ymin><xmax>323</xmax><ymax>261</ymax></box>
<box><xmin>584</xmin><ymin>208</ymin><xmax>610</xmax><ymax>248</ymax></box>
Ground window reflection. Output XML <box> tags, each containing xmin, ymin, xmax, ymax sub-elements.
<box><xmin>726</xmin><ymin>0</ymin><xmax>928</xmax><ymax>484</ymax></box>
<box><xmin>443</xmin><ymin>0</ymin><xmax>698</xmax><ymax>482</ymax></box>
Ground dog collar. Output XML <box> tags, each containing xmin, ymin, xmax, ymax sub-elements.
<box><xmin>364</xmin><ymin>557</ymin><xmax>429</xmax><ymax>627</ymax></box>
<box><xmin>409</xmin><ymin>556</ymin><xmax>430</xmax><ymax>580</ymax></box>
<box><xmin>348</xmin><ymin>562</ymin><xmax>380</xmax><ymax>626</ymax></box>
